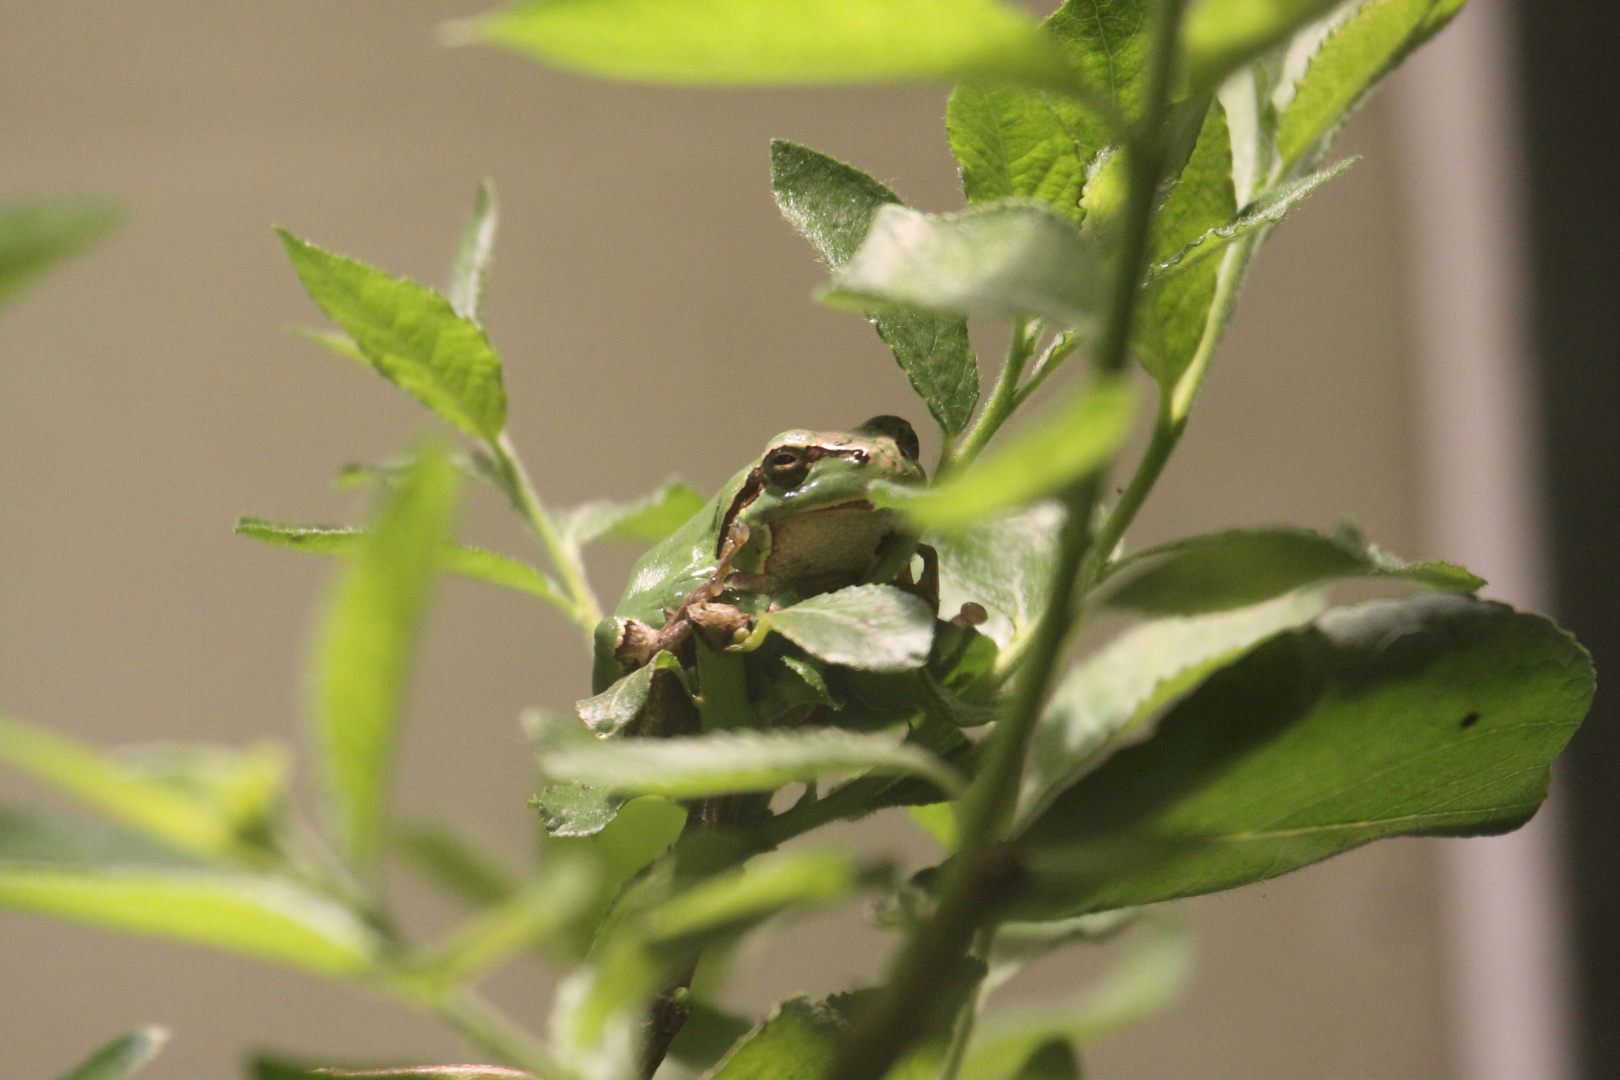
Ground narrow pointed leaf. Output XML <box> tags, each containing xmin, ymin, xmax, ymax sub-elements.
<box><xmin>393</xmin><ymin>822</ymin><xmax>520</xmax><ymax>906</ymax></box>
<box><xmin>875</xmin><ymin>377</ymin><xmax>1136</xmax><ymax>531</ymax></box>
<box><xmin>279</xmin><ymin>231</ymin><xmax>507</xmax><ymax>440</ymax></box>
<box><xmin>56</xmin><ymin>1028</ymin><xmax>168</xmax><ymax>1080</ymax></box>
<box><xmin>313</xmin><ymin>449</ymin><xmax>461</xmax><ymax>868</ymax></box>
<box><xmin>1018</xmin><ymin>591</ymin><xmax>1328</xmax><ymax>826</ymax></box>
<box><xmin>746</xmin><ymin>585</ymin><xmax>935</xmax><ymax>672</ymax></box>
<box><xmin>558</xmin><ymin>479</ymin><xmax>706</xmax><ymax>546</ymax></box>
<box><xmin>0</xmin><ymin>197</ymin><xmax>122</xmax><ymax>308</ymax></box>
<box><xmin>771</xmin><ymin>141</ymin><xmax>978</xmax><ymax>435</ymax></box>
<box><xmin>1016</xmin><ymin>595</ymin><xmax>1593</xmax><ymax>917</ymax></box>
<box><xmin>237</xmin><ymin>517</ymin><xmax>570</xmax><ymax>609</ymax></box>
<box><xmin>448</xmin><ymin>180</ymin><xmax>498</xmax><ymax>324</ymax></box>
<box><xmin>824</xmin><ymin>201</ymin><xmax>1104</xmax><ymax>329</ymax></box>
<box><xmin>529</xmin><ymin>715</ymin><xmax>964</xmax><ymax>800</ymax></box>
<box><xmin>1097</xmin><ymin>526</ymin><xmax>1483</xmax><ymax>615</ymax></box>
<box><xmin>453</xmin><ymin>0</ymin><xmax>1074</xmax><ymax>90</ymax></box>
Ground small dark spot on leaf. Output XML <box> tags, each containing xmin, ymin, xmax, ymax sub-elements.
<box><xmin>1460</xmin><ymin>711</ymin><xmax>1481</xmax><ymax>729</ymax></box>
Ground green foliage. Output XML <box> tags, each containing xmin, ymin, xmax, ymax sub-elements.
<box><xmin>55</xmin><ymin>1029</ymin><xmax>168</xmax><ymax>1080</ymax></box>
<box><xmin>0</xmin><ymin>198</ymin><xmax>120</xmax><ymax>310</ymax></box>
<box><xmin>3</xmin><ymin>1</ymin><xmax>1592</xmax><ymax>1078</ymax></box>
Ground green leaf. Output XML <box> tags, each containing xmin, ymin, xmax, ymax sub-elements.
<box><xmin>945</xmin><ymin>85</ymin><xmax>1098</xmax><ymax>223</ymax></box>
<box><xmin>528</xmin><ymin>714</ymin><xmax>965</xmax><ymax>800</ymax></box>
<box><xmin>393</xmin><ymin>821</ymin><xmax>520</xmax><ymax>906</ymax></box>
<box><xmin>1016</xmin><ymin>595</ymin><xmax>1593</xmax><ymax>917</ymax></box>
<box><xmin>448</xmin><ymin>179</ymin><xmax>498</xmax><ymax>324</ymax></box>
<box><xmin>986</xmin><ymin>909</ymin><xmax>1140</xmax><ymax>993</ymax></box>
<box><xmin>708</xmin><ymin>996</ymin><xmax>846</xmax><ymax>1080</ymax></box>
<box><xmin>0</xmin><ymin>807</ymin><xmax>193</xmax><ymax>867</ymax></box>
<box><xmin>0</xmin><ymin>197</ymin><xmax>121</xmax><ymax>308</ymax></box>
<box><xmin>405</xmin><ymin>857</ymin><xmax>598</xmax><ymax>989</ymax></box>
<box><xmin>0</xmin><ymin>863</ymin><xmax>382</xmax><ymax>978</ymax></box>
<box><xmin>531</xmin><ymin>779</ymin><xmax>624</xmax><ymax>838</ymax></box>
<box><xmin>575</xmin><ymin>651</ymin><xmax>684</xmax><ymax>735</ymax></box>
<box><xmin>1005</xmin><ymin>1041</ymin><xmax>1081</xmax><ymax>1080</ymax></box>
<box><xmin>1017</xmin><ymin>590</ymin><xmax>1328</xmax><ymax>827</ymax></box>
<box><xmin>961</xmin><ymin>920</ymin><xmax>1190</xmax><ymax>1079</ymax></box>
<box><xmin>452</xmin><ymin>0</ymin><xmax>1074</xmax><ymax>90</ymax></box>
<box><xmin>0</xmin><ymin>713</ymin><xmax>288</xmax><ymax>863</ymax></box>
<box><xmin>745</xmin><ymin>585</ymin><xmax>935</xmax><ymax>672</ymax></box>
<box><xmin>1046</xmin><ymin>0</ymin><xmax>1152</xmax><ymax>114</ymax></box>
<box><xmin>279</xmin><ymin>230</ymin><xmax>507</xmax><ymax>440</ymax></box>
<box><xmin>875</xmin><ymin>377</ymin><xmax>1136</xmax><ymax>531</ymax></box>
<box><xmin>1149</xmin><ymin>157</ymin><xmax>1354</xmax><ymax>282</ymax></box>
<box><xmin>1181</xmin><ymin>0</ymin><xmax>1344</xmax><ymax>90</ymax></box>
<box><xmin>823</xmin><ymin>201</ymin><xmax>1104</xmax><ymax>329</ymax></box>
<box><xmin>56</xmin><ymin>1028</ymin><xmax>168</xmax><ymax>1080</ymax></box>
<box><xmin>931</xmin><ymin>502</ymin><xmax>1062</xmax><ymax>643</ymax></box>
<box><xmin>558</xmin><ymin>479</ymin><xmax>707</xmax><ymax>546</ymax></box>
<box><xmin>1275</xmin><ymin>0</ymin><xmax>1451</xmax><ymax>170</ymax></box>
<box><xmin>1136</xmin><ymin>101</ymin><xmax>1236</xmax><ymax>389</ymax></box>
<box><xmin>257</xmin><ymin>1068</ymin><xmax>538</xmax><ymax>1080</ymax></box>
<box><xmin>770</xmin><ymin>141</ymin><xmax>979</xmax><ymax>436</ymax></box>
<box><xmin>1097</xmin><ymin>526</ymin><xmax>1483</xmax><ymax>615</ymax></box>
<box><xmin>313</xmin><ymin>447</ymin><xmax>461</xmax><ymax>868</ymax></box>
<box><xmin>668</xmin><ymin>1000</ymin><xmax>756</xmax><ymax>1072</ymax></box>
<box><xmin>236</xmin><ymin>517</ymin><xmax>570</xmax><ymax>609</ymax></box>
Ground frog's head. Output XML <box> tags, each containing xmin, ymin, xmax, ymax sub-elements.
<box><xmin>716</xmin><ymin>416</ymin><xmax>925</xmax><ymax>555</ymax></box>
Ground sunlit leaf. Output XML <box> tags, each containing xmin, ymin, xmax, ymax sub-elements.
<box><xmin>452</xmin><ymin>0</ymin><xmax>1074</xmax><ymax>90</ymax></box>
<box><xmin>55</xmin><ymin>1028</ymin><xmax>168</xmax><ymax>1080</ymax></box>
<box><xmin>1016</xmin><ymin>595</ymin><xmax>1593</xmax><ymax>917</ymax></box>
<box><xmin>1097</xmin><ymin>525</ymin><xmax>1482</xmax><ymax>614</ymax></box>
<box><xmin>313</xmin><ymin>448</ymin><xmax>461</xmax><ymax>868</ymax></box>
<box><xmin>1181</xmin><ymin>0</ymin><xmax>1343</xmax><ymax>89</ymax></box>
<box><xmin>448</xmin><ymin>179</ymin><xmax>498</xmax><ymax>324</ymax></box>
<box><xmin>528</xmin><ymin>714</ymin><xmax>965</xmax><ymax>800</ymax></box>
<box><xmin>823</xmin><ymin>201</ymin><xmax>1104</xmax><ymax>329</ymax></box>
<box><xmin>1017</xmin><ymin>591</ymin><xmax>1328</xmax><ymax>826</ymax></box>
<box><xmin>770</xmin><ymin>140</ymin><xmax>979</xmax><ymax>436</ymax></box>
<box><xmin>0</xmin><ymin>197</ymin><xmax>121</xmax><ymax>309</ymax></box>
<box><xmin>745</xmin><ymin>585</ymin><xmax>935</xmax><ymax>672</ymax></box>
<box><xmin>280</xmin><ymin>231</ymin><xmax>507</xmax><ymax>440</ymax></box>
<box><xmin>875</xmin><ymin>377</ymin><xmax>1136</xmax><ymax>531</ymax></box>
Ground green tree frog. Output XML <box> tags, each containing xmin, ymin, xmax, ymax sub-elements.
<box><xmin>592</xmin><ymin>416</ymin><xmax>928</xmax><ymax>694</ymax></box>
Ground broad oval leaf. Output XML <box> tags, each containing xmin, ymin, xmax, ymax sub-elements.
<box><xmin>279</xmin><ymin>231</ymin><xmax>507</xmax><ymax>440</ymax></box>
<box><xmin>747</xmin><ymin>585</ymin><xmax>935</xmax><ymax>672</ymax></box>
<box><xmin>876</xmin><ymin>377</ymin><xmax>1136</xmax><ymax>531</ymax></box>
<box><xmin>931</xmin><ymin>502</ymin><xmax>1063</xmax><ymax>645</ymax></box>
<box><xmin>0</xmin><ymin>197</ymin><xmax>122</xmax><ymax>309</ymax></box>
<box><xmin>56</xmin><ymin>1028</ymin><xmax>168</xmax><ymax>1080</ymax></box>
<box><xmin>1014</xmin><ymin>594</ymin><xmax>1593</xmax><ymax>918</ymax></box>
<box><xmin>771</xmin><ymin>140</ymin><xmax>979</xmax><ymax>436</ymax></box>
<box><xmin>529</xmin><ymin>715</ymin><xmax>964</xmax><ymax>800</ymax></box>
<box><xmin>313</xmin><ymin>448</ymin><xmax>461</xmax><ymax>868</ymax></box>
<box><xmin>1017</xmin><ymin>590</ymin><xmax>1328</xmax><ymax>827</ymax></box>
<box><xmin>452</xmin><ymin>0</ymin><xmax>1074</xmax><ymax>90</ymax></box>
<box><xmin>824</xmin><ymin>201</ymin><xmax>1104</xmax><ymax>329</ymax></box>
<box><xmin>1096</xmin><ymin>526</ymin><xmax>1483</xmax><ymax>615</ymax></box>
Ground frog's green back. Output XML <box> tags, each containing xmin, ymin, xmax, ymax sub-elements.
<box><xmin>611</xmin><ymin>463</ymin><xmax>751</xmax><ymax>626</ymax></box>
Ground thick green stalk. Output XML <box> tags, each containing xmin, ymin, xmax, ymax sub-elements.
<box><xmin>492</xmin><ymin>431</ymin><xmax>603</xmax><ymax>634</ymax></box>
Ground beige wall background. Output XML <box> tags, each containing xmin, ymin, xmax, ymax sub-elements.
<box><xmin>0</xmin><ymin>2</ymin><xmax>1459</xmax><ymax>1077</ymax></box>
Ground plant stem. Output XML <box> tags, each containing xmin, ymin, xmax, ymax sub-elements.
<box><xmin>1012</xmin><ymin>332</ymin><xmax>1082</xmax><ymax>409</ymax></box>
<box><xmin>1089</xmin><ymin>399</ymin><xmax>1180</xmax><ymax>574</ymax></box>
<box><xmin>947</xmin><ymin>318</ymin><xmax>1037</xmax><ymax>473</ymax></box>
<box><xmin>491</xmin><ymin>431</ymin><xmax>603</xmax><ymax>634</ymax></box>
<box><xmin>436</xmin><ymin>990</ymin><xmax>563</xmax><ymax>1077</ymax></box>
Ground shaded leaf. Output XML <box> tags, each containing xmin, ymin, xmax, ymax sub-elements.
<box><xmin>0</xmin><ymin>197</ymin><xmax>121</xmax><ymax>308</ymax></box>
<box><xmin>770</xmin><ymin>140</ymin><xmax>978</xmax><ymax>435</ymax></box>
<box><xmin>824</xmin><ymin>201</ymin><xmax>1104</xmax><ymax>329</ymax></box>
<box><xmin>1046</xmin><ymin>0</ymin><xmax>1152</xmax><ymax>115</ymax></box>
<box><xmin>746</xmin><ymin>585</ymin><xmax>935</xmax><ymax>672</ymax></box>
<box><xmin>1016</xmin><ymin>595</ymin><xmax>1593</xmax><ymax>917</ymax></box>
<box><xmin>875</xmin><ymin>377</ymin><xmax>1136</xmax><ymax>531</ymax></box>
<box><xmin>708</xmin><ymin>996</ymin><xmax>845</xmax><ymax>1080</ymax></box>
<box><xmin>0</xmin><ymin>714</ymin><xmax>288</xmax><ymax>863</ymax></box>
<box><xmin>532</xmin><ymin>780</ymin><xmax>624</xmax><ymax>839</ymax></box>
<box><xmin>1181</xmin><ymin>0</ymin><xmax>1344</xmax><ymax>89</ymax></box>
<box><xmin>986</xmin><ymin>910</ymin><xmax>1140</xmax><ymax>994</ymax></box>
<box><xmin>312</xmin><ymin>448</ymin><xmax>461</xmax><ymax>868</ymax></box>
<box><xmin>558</xmin><ymin>479</ymin><xmax>706</xmax><ymax>546</ymax></box>
<box><xmin>393</xmin><ymin>821</ymin><xmax>519</xmax><ymax>906</ymax></box>
<box><xmin>528</xmin><ymin>715</ymin><xmax>965</xmax><ymax>801</ymax></box>
<box><xmin>1097</xmin><ymin>526</ymin><xmax>1483</xmax><ymax>615</ymax></box>
<box><xmin>1018</xmin><ymin>591</ymin><xmax>1327</xmax><ymax>826</ymax></box>
<box><xmin>946</xmin><ymin>85</ymin><xmax>1097</xmax><ymax>222</ymax></box>
<box><xmin>448</xmin><ymin>179</ymin><xmax>498</xmax><ymax>324</ymax></box>
<box><xmin>236</xmin><ymin>517</ymin><xmax>569</xmax><ymax>609</ymax></box>
<box><xmin>56</xmin><ymin>1028</ymin><xmax>168</xmax><ymax>1080</ymax></box>
<box><xmin>452</xmin><ymin>0</ymin><xmax>1073</xmax><ymax>90</ymax></box>
<box><xmin>931</xmin><ymin>502</ymin><xmax>1063</xmax><ymax>645</ymax></box>
<box><xmin>280</xmin><ymin>231</ymin><xmax>507</xmax><ymax>440</ymax></box>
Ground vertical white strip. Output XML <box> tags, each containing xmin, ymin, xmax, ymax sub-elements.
<box><xmin>1389</xmin><ymin>3</ymin><xmax>1578</xmax><ymax>1080</ymax></box>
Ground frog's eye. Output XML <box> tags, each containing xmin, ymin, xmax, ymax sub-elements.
<box><xmin>762</xmin><ymin>446</ymin><xmax>812</xmax><ymax>490</ymax></box>
<box><xmin>767</xmin><ymin>451</ymin><xmax>799</xmax><ymax>469</ymax></box>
